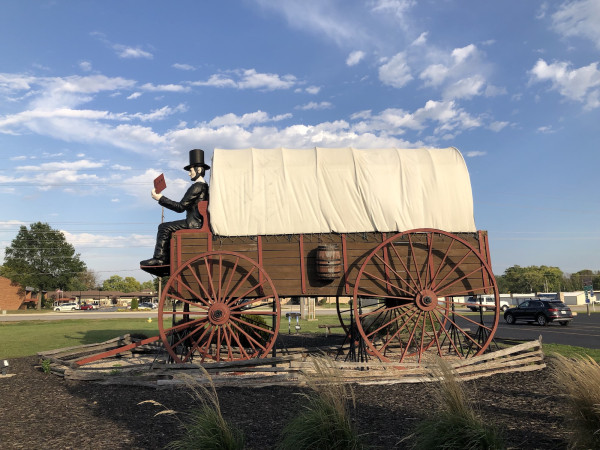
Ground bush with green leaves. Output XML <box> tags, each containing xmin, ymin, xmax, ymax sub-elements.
<box><xmin>130</xmin><ymin>298</ymin><xmax>139</xmax><ymax>310</ymax></box>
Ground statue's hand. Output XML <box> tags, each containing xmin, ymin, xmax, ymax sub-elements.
<box><xmin>151</xmin><ymin>188</ymin><xmax>163</xmax><ymax>201</ymax></box>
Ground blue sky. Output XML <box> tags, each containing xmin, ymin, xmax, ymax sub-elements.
<box><xmin>1</xmin><ymin>0</ymin><xmax>599</xmax><ymax>283</ymax></box>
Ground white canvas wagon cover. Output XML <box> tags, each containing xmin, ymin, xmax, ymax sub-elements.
<box><xmin>208</xmin><ymin>147</ymin><xmax>476</xmax><ymax>236</ymax></box>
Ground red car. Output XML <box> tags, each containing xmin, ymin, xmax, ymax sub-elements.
<box><xmin>80</xmin><ymin>304</ymin><xmax>95</xmax><ymax>310</ymax></box>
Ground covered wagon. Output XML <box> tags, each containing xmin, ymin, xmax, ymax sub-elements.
<box><xmin>146</xmin><ymin>147</ymin><xmax>500</xmax><ymax>364</ymax></box>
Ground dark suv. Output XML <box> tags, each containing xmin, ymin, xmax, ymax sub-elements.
<box><xmin>504</xmin><ymin>299</ymin><xmax>573</xmax><ymax>326</ymax></box>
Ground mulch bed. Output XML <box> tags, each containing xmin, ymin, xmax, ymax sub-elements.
<box><xmin>0</xmin><ymin>334</ymin><xmax>570</xmax><ymax>449</ymax></box>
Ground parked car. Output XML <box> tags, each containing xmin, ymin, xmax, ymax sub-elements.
<box><xmin>80</xmin><ymin>304</ymin><xmax>95</xmax><ymax>310</ymax></box>
<box><xmin>138</xmin><ymin>302</ymin><xmax>158</xmax><ymax>310</ymax></box>
<box><xmin>504</xmin><ymin>299</ymin><xmax>573</xmax><ymax>326</ymax></box>
<box><xmin>466</xmin><ymin>295</ymin><xmax>510</xmax><ymax>312</ymax></box>
<box><xmin>54</xmin><ymin>302</ymin><xmax>80</xmax><ymax>311</ymax></box>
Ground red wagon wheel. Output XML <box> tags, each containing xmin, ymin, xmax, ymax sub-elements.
<box><xmin>158</xmin><ymin>251</ymin><xmax>280</xmax><ymax>363</ymax></box>
<box><xmin>353</xmin><ymin>229</ymin><xmax>499</xmax><ymax>363</ymax></box>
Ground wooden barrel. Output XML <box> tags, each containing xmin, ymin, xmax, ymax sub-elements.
<box><xmin>316</xmin><ymin>244</ymin><xmax>342</xmax><ymax>281</ymax></box>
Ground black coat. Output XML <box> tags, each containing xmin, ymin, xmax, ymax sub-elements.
<box><xmin>158</xmin><ymin>181</ymin><xmax>208</xmax><ymax>228</ymax></box>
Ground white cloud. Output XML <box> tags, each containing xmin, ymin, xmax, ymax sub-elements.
<box><xmin>537</xmin><ymin>125</ymin><xmax>556</xmax><ymax>133</ymax></box>
<box><xmin>444</xmin><ymin>75</ymin><xmax>486</xmax><ymax>99</ymax></box>
<box><xmin>378</xmin><ymin>52</ymin><xmax>413</xmax><ymax>88</ymax></box>
<box><xmin>305</xmin><ymin>85</ymin><xmax>321</xmax><ymax>94</ymax></box>
<box><xmin>252</xmin><ymin>0</ymin><xmax>371</xmax><ymax>47</ymax></box>
<box><xmin>551</xmin><ymin>0</ymin><xmax>600</xmax><ymax>49</ymax></box>
<box><xmin>370</xmin><ymin>0</ymin><xmax>416</xmax><ymax>30</ymax></box>
<box><xmin>127</xmin><ymin>92</ymin><xmax>142</xmax><ymax>100</ymax></box>
<box><xmin>114</xmin><ymin>45</ymin><xmax>153</xmax><ymax>59</ymax></box>
<box><xmin>111</xmin><ymin>164</ymin><xmax>131</xmax><ymax>171</ymax></box>
<box><xmin>62</xmin><ymin>230</ymin><xmax>155</xmax><ymax>249</ymax></box>
<box><xmin>17</xmin><ymin>159</ymin><xmax>104</xmax><ymax>172</ymax></box>
<box><xmin>529</xmin><ymin>59</ymin><xmax>600</xmax><ymax>109</ymax></box>
<box><xmin>208</xmin><ymin>111</ymin><xmax>292</xmax><ymax>128</ymax></box>
<box><xmin>346</xmin><ymin>99</ymin><xmax>482</xmax><ymax>137</ymax></box>
<box><xmin>417</xmin><ymin>44</ymin><xmax>496</xmax><ymax>100</ymax></box>
<box><xmin>296</xmin><ymin>101</ymin><xmax>333</xmax><ymax>110</ymax></box>
<box><xmin>411</xmin><ymin>32</ymin><xmax>428</xmax><ymax>46</ymax></box>
<box><xmin>419</xmin><ymin>64</ymin><xmax>449</xmax><ymax>87</ymax></box>
<box><xmin>192</xmin><ymin>69</ymin><xmax>297</xmax><ymax>91</ymax></box>
<box><xmin>79</xmin><ymin>61</ymin><xmax>92</xmax><ymax>72</ymax></box>
<box><xmin>0</xmin><ymin>220</ymin><xmax>27</xmax><ymax>229</ymax></box>
<box><xmin>451</xmin><ymin>44</ymin><xmax>477</xmax><ymax>64</ymax></box>
<box><xmin>489</xmin><ymin>121</ymin><xmax>509</xmax><ymax>132</ymax></box>
<box><xmin>172</xmin><ymin>63</ymin><xmax>195</xmax><ymax>71</ymax></box>
<box><xmin>131</xmin><ymin>104</ymin><xmax>188</xmax><ymax>122</ymax></box>
<box><xmin>140</xmin><ymin>83</ymin><xmax>190</xmax><ymax>93</ymax></box>
<box><xmin>346</xmin><ymin>50</ymin><xmax>366</xmax><ymax>66</ymax></box>
<box><xmin>464</xmin><ymin>151</ymin><xmax>486</xmax><ymax>157</ymax></box>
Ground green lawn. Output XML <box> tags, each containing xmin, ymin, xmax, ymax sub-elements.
<box><xmin>0</xmin><ymin>319</ymin><xmax>160</xmax><ymax>359</ymax></box>
<box><xmin>2</xmin><ymin>316</ymin><xmax>598</xmax><ymax>362</ymax></box>
<box><xmin>0</xmin><ymin>315</ymin><xmax>342</xmax><ymax>359</ymax></box>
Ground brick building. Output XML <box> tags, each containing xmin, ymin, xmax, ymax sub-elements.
<box><xmin>0</xmin><ymin>276</ymin><xmax>36</xmax><ymax>310</ymax></box>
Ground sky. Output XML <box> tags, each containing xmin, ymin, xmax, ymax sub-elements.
<box><xmin>1</xmin><ymin>0</ymin><xmax>599</xmax><ymax>284</ymax></box>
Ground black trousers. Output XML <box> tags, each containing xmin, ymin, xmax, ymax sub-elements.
<box><xmin>153</xmin><ymin>219</ymin><xmax>202</xmax><ymax>261</ymax></box>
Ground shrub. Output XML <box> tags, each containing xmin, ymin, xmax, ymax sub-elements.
<box><xmin>551</xmin><ymin>354</ymin><xmax>600</xmax><ymax>449</ymax></box>
<box><xmin>41</xmin><ymin>359</ymin><xmax>51</xmax><ymax>374</ymax></box>
<box><xmin>277</xmin><ymin>356</ymin><xmax>364</xmax><ymax>450</ymax></box>
<box><xmin>140</xmin><ymin>371</ymin><xmax>244</xmax><ymax>450</ymax></box>
<box><xmin>411</xmin><ymin>358</ymin><xmax>504</xmax><ymax>449</ymax></box>
<box><xmin>131</xmin><ymin>298</ymin><xmax>139</xmax><ymax>310</ymax></box>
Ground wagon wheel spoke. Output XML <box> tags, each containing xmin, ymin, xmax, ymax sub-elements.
<box><xmin>164</xmin><ymin>289</ymin><xmax>210</xmax><ymax>311</ymax></box>
<box><xmin>353</xmin><ymin>230</ymin><xmax>499</xmax><ymax>362</ymax></box>
<box><xmin>434</xmin><ymin>303</ymin><xmax>495</xmax><ymax>333</ymax></box>
<box><xmin>158</xmin><ymin>251</ymin><xmax>280</xmax><ymax>363</ymax></box>
<box><xmin>370</xmin><ymin>254</ymin><xmax>418</xmax><ymax>297</ymax></box>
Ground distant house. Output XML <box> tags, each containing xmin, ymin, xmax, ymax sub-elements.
<box><xmin>58</xmin><ymin>290</ymin><xmax>158</xmax><ymax>307</ymax></box>
<box><xmin>0</xmin><ymin>276</ymin><xmax>37</xmax><ymax>310</ymax></box>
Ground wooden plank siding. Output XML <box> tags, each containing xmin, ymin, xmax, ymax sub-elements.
<box><xmin>169</xmin><ymin>229</ymin><xmax>491</xmax><ymax>299</ymax></box>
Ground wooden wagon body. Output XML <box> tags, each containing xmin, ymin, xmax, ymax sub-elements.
<box><xmin>152</xmin><ymin>148</ymin><xmax>500</xmax><ymax>365</ymax></box>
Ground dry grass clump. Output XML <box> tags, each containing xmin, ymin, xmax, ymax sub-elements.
<box><xmin>277</xmin><ymin>355</ymin><xmax>365</xmax><ymax>450</ymax></box>
<box><xmin>551</xmin><ymin>354</ymin><xmax>600</xmax><ymax>449</ymax></box>
<box><xmin>410</xmin><ymin>358</ymin><xmax>504</xmax><ymax>450</ymax></box>
<box><xmin>139</xmin><ymin>371</ymin><xmax>244</xmax><ymax>450</ymax></box>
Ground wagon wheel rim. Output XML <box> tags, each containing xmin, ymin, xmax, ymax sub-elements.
<box><xmin>158</xmin><ymin>251</ymin><xmax>280</xmax><ymax>363</ymax></box>
<box><xmin>353</xmin><ymin>229</ymin><xmax>499</xmax><ymax>363</ymax></box>
<box><xmin>335</xmin><ymin>296</ymin><xmax>352</xmax><ymax>336</ymax></box>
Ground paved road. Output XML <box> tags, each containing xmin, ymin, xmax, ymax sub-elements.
<box><xmin>493</xmin><ymin>311</ymin><xmax>600</xmax><ymax>349</ymax></box>
<box><xmin>0</xmin><ymin>310</ymin><xmax>160</xmax><ymax>322</ymax></box>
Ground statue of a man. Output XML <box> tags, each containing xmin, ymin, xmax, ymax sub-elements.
<box><xmin>140</xmin><ymin>149</ymin><xmax>210</xmax><ymax>267</ymax></box>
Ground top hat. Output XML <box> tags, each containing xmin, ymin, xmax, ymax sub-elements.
<box><xmin>183</xmin><ymin>149</ymin><xmax>211</xmax><ymax>171</ymax></box>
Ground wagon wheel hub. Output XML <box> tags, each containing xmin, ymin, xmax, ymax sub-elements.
<box><xmin>208</xmin><ymin>303</ymin><xmax>231</xmax><ymax>325</ymax></box>
<box><xmin>415</xmin><ymin>289</ymin><xmax>438</xmax><ymax>311</ymax></box>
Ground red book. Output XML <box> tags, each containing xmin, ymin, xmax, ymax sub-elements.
<box><xmin>154</xmin><ymin>174</ymin><xmax>166</xmax><ymax>194</ymax></box>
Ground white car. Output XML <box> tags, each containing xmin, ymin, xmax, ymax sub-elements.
<box><xmin>54</xmin><ymin>302</ymin><xmax>80</xmax><ymax>311</ymax></box>
<box><xmin>465</xmin><ymin>296</ymin><xmax>510</xmax><ymax>312</ymax></box>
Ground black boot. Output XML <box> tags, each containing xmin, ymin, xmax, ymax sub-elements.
<box><xmin>140</xmin><ymin>258</ymin><xmax>166</xmax><ymax>266</ymax></box>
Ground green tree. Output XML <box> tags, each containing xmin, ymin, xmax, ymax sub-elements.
<box><xmin>498</xmin><ymin>265</ymin><xmax>565</xmax><ymax>294</ymax></box>
<box><xmin>569</xmin><ymin>270</ymin><xmax>600</xmax><ymax>290</ymax></box>
<box><xmin>140</xmin><ymin>280</ymin><xmax>154</xmax><ymax>291</ymax></box>
<box><xmin>69</xmin><ymin>269</ymin><xmax>100</xmax><ymax>291</ymax></box>
<box><xmin>102</xmin><ymin>275</ymin><xmax>141</xmax><ymax>293</ymax></box>
<box><xmin>1</xmin><ymin>222</ymin><xmax>86</xmax><ymax>309</ymax></box>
